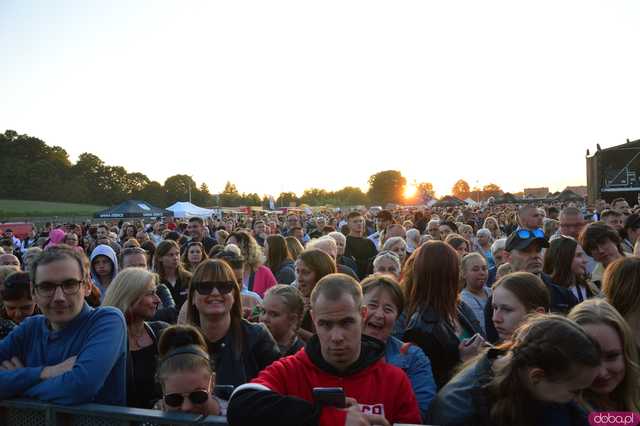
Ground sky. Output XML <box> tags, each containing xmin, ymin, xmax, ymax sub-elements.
<box><xmin>2</xmin><ymin>1</ymin><xmax>640</xmax><ymax>199</ymax></box>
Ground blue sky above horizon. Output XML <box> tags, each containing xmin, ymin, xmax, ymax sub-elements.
<box><xmin>2</xmin><ymin>1</ymin><xmax>640</xmax><ymax>197</ymax></box>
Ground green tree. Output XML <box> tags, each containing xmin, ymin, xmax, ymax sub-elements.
<box><xmin>164</xmin><ymin>175</ymin><xmax>197</xmax><ymax>204</ymax></box>
<box><xmin>133</xmin><ymin>181</ymin><xmax>166</xmax><ymax>206</ymax></box>
<box><xmin>277</xmin><ymin>192</ymin><xmax>299</xmax><ymax>207</ymax></box>
<box><xmin>300</xmin><ymin>188</ymin><xmax>330</xmax><ymax>206</ymax></box>
<box><xmin>367</xmin><ymin>170</ymin><xmax>406</xmax><ymax>205</ymax></box>
<box><xmin>333</xmin><ymin>186</ymin><xmax>369</xmax><ymax>206</ymax></box>
<box><xmin>219</xmin><ymin>181</ymin><xmax>242</xmax><ymax>207</ymax></box>
<box><xmin>452</xmin><ymin>179</ymin><xmax>470</xmax><ymax>198</ymax></box>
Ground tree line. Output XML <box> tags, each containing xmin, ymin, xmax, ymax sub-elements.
<box><xmin>0</xmin><ymin>130</ymin><xmax>502</xmax><ymax>208</ymax></box>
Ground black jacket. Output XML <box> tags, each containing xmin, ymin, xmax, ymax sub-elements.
<box><xmin>211</xmin><ymin>319</ymin><xmax>281</xmax><ymax>387</ymax></box>
<box><xmin>404</xmin><ymin>301</ymin><xmax>484</xmax><ymax>390</ymax></box>
<box><xmin>484</xmin><ymin>273</ymin><xmax>579</xmax><ymax>344</ymax></box>
<box><xmin>126</xmin><ymin>321</ymin><xmax>169</xmax><ymax>408</ymax></box>
<box><xmin>272</xmin><ymin>259</ymin><xmax>295</xmax><ymax>285</ymax></box>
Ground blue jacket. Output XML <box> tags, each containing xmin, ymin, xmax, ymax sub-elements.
<box><xmin>0</xmin><ymin>303</ymin><xmax>127</xmax><ymax>405</ymax></box>
<box><xmin>385</xmin><ymin>336</ymin><xmax>436</xmax><ymax>420</ymax></box>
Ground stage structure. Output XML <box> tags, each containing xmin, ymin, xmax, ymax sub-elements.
<box><xmin>586</xmin><ymin>138</ymin><xmax>640</xmax><ymax>204</ymax></box>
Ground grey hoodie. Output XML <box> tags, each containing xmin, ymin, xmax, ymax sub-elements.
<box><xmin>90</xmin><ymin>244</ymin><xmax>119</xmax><ymax>301</ymax></box>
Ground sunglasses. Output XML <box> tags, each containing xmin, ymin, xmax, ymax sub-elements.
<box><xmin>515</xmin><ymin>228</ymin><xmax>545</xmax><ymax>239</ymax></box>
<box><xmin>193</xmin><ymin>281</ymin><xmax>235</xmax><ymax>296</ymax></box>
<box><xmin>163</xmin><ymin>390</ymin><xmax>209</xmax><ymax>407</ymax></box>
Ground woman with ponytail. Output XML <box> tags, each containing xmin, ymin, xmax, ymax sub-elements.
<box><xmin>259</xmin><ymin>284</ymin><xmax>305</xmax><ymax>356</ymax></box>
<box><xmin>429</xmin><ymin>314</ymin><xmax>603</xmax><ymax>426</ymax></box>
<box><xmin>155</xmin><ymin>324</ymin><xmax>221</xmax><ymax>415</ymax></box>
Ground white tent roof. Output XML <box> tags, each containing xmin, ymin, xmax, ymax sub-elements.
<box><xmin>464</xmin><ymin>198</ymin><xmax>479</xmax><ymax>206</ymax></box>
<box><xmin>166</xmin><ymin>201</ymin><xmax>216</xmax><ymax>219</ymax></box>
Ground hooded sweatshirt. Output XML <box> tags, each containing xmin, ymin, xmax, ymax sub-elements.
<box><xmin>90</xmin><ymin>244</ymin><xmax>119</xmax><ymax>301</ymax></box>
<box><xmin>227</xmin><ymin>335</ymin><xmax>421</xmax><ymax>426</ymax></box>
<box><xmin>43</xmin><ymin>228</ymin><xmax>66</xmax><ymax>250</ymax></box>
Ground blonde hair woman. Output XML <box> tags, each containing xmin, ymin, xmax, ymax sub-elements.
<box><xmin>103</xmin><ymin>268</ymin><xmax>168</xmax><ymax>408</ymax></box>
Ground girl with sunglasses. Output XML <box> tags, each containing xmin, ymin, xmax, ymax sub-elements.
<box><xmin>183</xmin><ymin>259</ymin><xmax>280</xmax><ymax>387</ymax></box>
<box><xmin>155</xmin><ymin>324</ymin><xmax>221</xmax><ymax>415</ymax></box>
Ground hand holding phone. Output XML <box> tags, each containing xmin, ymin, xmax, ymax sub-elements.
<box><xmin>313</xmin><ymin>387</ymin><xmax>346</xmax><ymax>408</ymax></box>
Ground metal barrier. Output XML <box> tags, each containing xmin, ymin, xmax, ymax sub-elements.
<box><xmin>0</xmin><ymin>398</ymin><xmax>229</xmax><ymax>426</ymax></box>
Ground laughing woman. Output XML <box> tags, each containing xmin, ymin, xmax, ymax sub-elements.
<box><xmin>361</xmin><ymin>274</ymin><xmax>436</xmax><ymax>420</ymax></box>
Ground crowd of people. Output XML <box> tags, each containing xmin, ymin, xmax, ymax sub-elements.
<box><xmin>0</xmin><ymin>197</ymin><xmax>639</xmax><ymax>426</ymax></box>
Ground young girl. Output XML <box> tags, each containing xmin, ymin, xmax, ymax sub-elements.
<box><xmin>155</xmin><ymin>325</ymin><xmax>222</xmax><ymax>415</ymax></box>
<box><xmin>259</xmin><ymin>285</ymin><xmax>305</xmax><ymax>356</ymax></box>
<box><xmin>181</xmin><ymin>241</ymin><xmax>208</xmax><ymax>273</ymax></box>
<box><xmin>568</xmin><ymin>299</ymin><xmax>640</xmax><ymax>412</ymax></box>
<box><xmin>460</xmin><ymin>253</ymin><xmax>490</xmax><ymax>333</ymax></box>
<box><xmin>489</xmin><ymin>272</ymin><xmax>550</xmax><ymax>343</ymax></box>
<box><xmin>429</xmin><ymin>314</ymin><xmax>603</xmax><ymax>426</ymax></box>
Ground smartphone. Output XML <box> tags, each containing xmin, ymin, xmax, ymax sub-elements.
<box><xmin>312</xmin><ymin>387</ymin><xmax>346</xmax><ymax>408</ymax></box>
<box><xmin>214</xmin><ymin>385</ymin><xmax>235</xmax><ymax>400</ymax></box>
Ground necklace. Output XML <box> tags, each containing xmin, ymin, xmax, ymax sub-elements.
<box><xmin>129</xmin><ymin>326</ymin><xmax>147</xmax><ymax>350</ymax></box>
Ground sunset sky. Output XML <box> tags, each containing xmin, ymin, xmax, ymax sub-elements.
<box><xmin>2</xmin><ymin>1</ymin><xmax>640</xmax><ymax>198</ymax></box>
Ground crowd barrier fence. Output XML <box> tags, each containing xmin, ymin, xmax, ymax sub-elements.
<box><xmin>0</xmin><ymin>398</ymin><xmax>229</xmax><ymax>426</ymax></box>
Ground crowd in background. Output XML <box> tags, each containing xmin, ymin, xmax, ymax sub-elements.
<box><xmin>0</xmin><ymin>196</ymin><xmax>639</xmax><ymax>426</ymax></box>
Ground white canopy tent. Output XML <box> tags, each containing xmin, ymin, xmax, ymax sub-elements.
<box><xmin>166</xmin><ymin>201</ymin><xmax>216</xmax><ymax>219</ymax></box>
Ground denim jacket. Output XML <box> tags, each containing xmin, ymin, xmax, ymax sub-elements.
<box><xmin>385</xmin><ymin>336</ymin><xmax>436</xmax><ymax>421</ymax></box>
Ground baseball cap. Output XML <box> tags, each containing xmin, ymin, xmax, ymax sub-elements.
<box><xmin>505</xmin><ymin>229</ymin><xmax>549</xmax><ymax>252</ymax></box>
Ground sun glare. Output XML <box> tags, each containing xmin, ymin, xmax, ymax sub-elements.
<box><xmin>404</xmin><ymin>185</ymin><xmax>417</xmax><ymax>199</ymax></box>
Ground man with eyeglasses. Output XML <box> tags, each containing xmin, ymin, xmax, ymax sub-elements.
<box><xmin>483</xmin><ymin>229</ymin><xmax>578</xmax><ymax>343</ymax></box>
<box><xmin>0</xmin><ymin>246</ymin><xmax>127</xmax><ymax>405</ymax></box>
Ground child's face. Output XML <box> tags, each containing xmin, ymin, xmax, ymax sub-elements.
<box><xmin>163</xmin><ymin>369</ymin><xmax>212</xmax><ymax>415</ymax></box>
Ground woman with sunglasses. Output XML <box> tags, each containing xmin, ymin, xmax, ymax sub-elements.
<box><xmin>155</xmin><ymin>324</ymin><xmax>221</xmax><ymax>415</ymax></box>
<box><xmin>543</xmin><ymin>236</ymin><xmax>600</xmax><ymax>303</ymax></box>
<box><xmin>184</xmin><ymin>259</ymin><xmax>280</xmax><ymax>387</ymax></box>
<box><xmin>103</xmin><ymin>268</ymin><xmax>168</xmax><ymax>408</ymax></box>
<box><xmin>181</xmin><ymin>241</ymin><xmax>208</xmax><ymax>273</ymax></box>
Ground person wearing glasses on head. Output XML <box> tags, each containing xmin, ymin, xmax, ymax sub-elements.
<box><xmin>155</xmin><ymin>325</ymin><xmax>221</xmax><ymax>415</ymax></box>
<box><xmin>181</xmin><ymin>259</ymin><xmax>280</xmax><ymax>387</ymax></box>
<box><xmin>0</xmin><ymin>246</ymin><xmax>127</xmax><ymax>405</ymax></box>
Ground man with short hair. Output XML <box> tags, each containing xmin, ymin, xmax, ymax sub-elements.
<box><xmin>87</xmin><ymin>224</ymin><xmax>121</xmax><ymax>256</ymax></box>
<box><xmin>344</xmin><ymin>212</ymin><xmax>378</xmax><ymax>280</ymax></box>
<box><xmin>309</xmin><ymin>217</ymin><xmax>327</xmax><ymax>239</ymax></box>
<box><xmin>517</xmin><ymin>205</ymin><xmax>544</xmax><ymax>230</ymax></box>
<box><xmin>2</xmin><ymin>229</ymin><xmax>21</xmax><ymax>251</ymax></box>
<box><xmin>183</xmin><ymin>217</ymin><xmax>216</xmax><ymax>254</ymax></box>
<box><xmin>601</xmin><ymin>209</ymin><xmax>624</xmax><ymax>233</ymax></box>
<box><xmin>558</xmin><ymin>206</ymin><xmax>586</xmax><ymax>239</ymax></box>
<box><xmin>611</xmin><ymin>197</ymin><xmax>630</xmax><ymax>215</ymax></box>
<box><xmin>228</xmin><ymin>273</ymin><xmax>421</xmax><ymax>426</ymax></box>
<box><xmin>253</xmin><ymin>219</ymin><xmax>268</xmax><ymax>246</ymax></box>
<box><xmin>485</xmin><ymin>238</ymin><xmax>509</xmax><ymax>286</ymax></box>
<box><xmin>0</xmin><ymin>246</ymin><xmax>127</xmax><ymax>405</ymax></box>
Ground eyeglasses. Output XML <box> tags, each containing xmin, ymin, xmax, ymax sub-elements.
<box><xmin>193</xmin><ymin>281</ymin><xmax>235</xmax><ymax>296</ymax></box>
<box><xmin>163</xmin><ymin>390</ymin><xmax>209</xmax><ymax>407</ymax></box>
<box><xmin>515</xmin><ymin>228</ymin><xmax>545</xmax><ymax>239</ymax></box>
<box><xmin>34</xmin><ymin>279</ymin><xmax>83</xmax><ymax>297</ymax></box>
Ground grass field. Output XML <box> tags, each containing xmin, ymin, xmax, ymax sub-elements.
<box><xmin>0</xmin><ymin>199</ymin><xmax>107</xmax><ymax>218</ymax></box>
